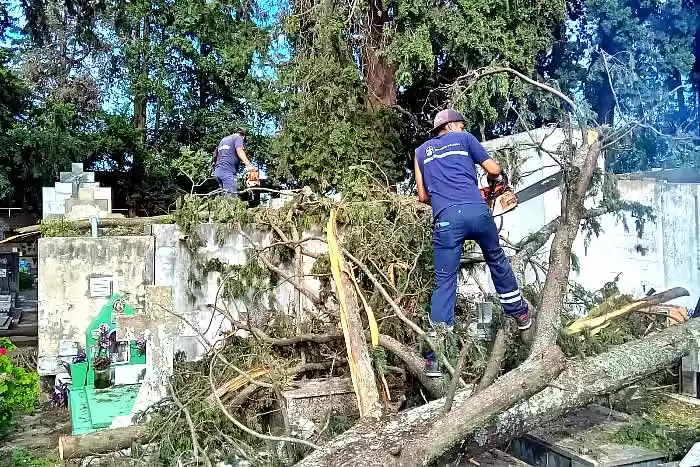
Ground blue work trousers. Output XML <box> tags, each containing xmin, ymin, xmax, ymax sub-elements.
<box><xmin>214</xmin><ymin>167</ymin><xmax>238</xmax><ymax>194</ymax></box>
<box><xmin>430</xmin><ymin>203</ymin><xmax>528</xmax><ymax>328</ymax></box>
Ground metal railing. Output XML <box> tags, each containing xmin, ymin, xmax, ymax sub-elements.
<box><xmin>0</xmin><ymin>208</ymin><xmax>22</xmax><ymax>217</ymax></box>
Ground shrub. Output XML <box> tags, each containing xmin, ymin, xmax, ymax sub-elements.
<box><xmin>0</xmin><ymin>338</ymin><xmax>39</xmax><ymax>433</ymax></box>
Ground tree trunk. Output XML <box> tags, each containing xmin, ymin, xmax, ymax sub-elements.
<box><xmin>363</xmin><ymin>0</ymin><xmax>396</xmax><ymax>108</ymax></box>
<box><xmin>58</xmin><ymin>426</ymin><xmax>147</xmax><ymax>460</ymax></box>
<box><xmin>296</xmin><ymin>345</ymin><xmax>565</xmax><ymax>467</ymax></box>
<box><xmin>457</xmin><ymin>316</ymin><xmax>700</xmax><ymax>457</ymax></box>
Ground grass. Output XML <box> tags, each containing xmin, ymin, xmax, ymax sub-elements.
<box><xmin>0</xmin><ymin>449</ymin><xmax>55</xmax><ymax>467</ymax></box>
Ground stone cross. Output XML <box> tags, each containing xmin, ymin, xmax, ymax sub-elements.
<box><xmin>59</xmin><ymin>163</ymin><xmax>94</xmax><ymax>198</ymax></box>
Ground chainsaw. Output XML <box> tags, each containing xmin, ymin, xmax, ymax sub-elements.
<box><xmin>245</xmin><ymin>168</ymin><xmax>260</xmax><ymax>188</ymax></box>
<box><xmin>480</xmin><ymin>169</ymin><xmax>564</xmax><ymax>218</ymax></box>
<box><xmin>480</xmin><ymin>171</ymin><xmax>518</xmax><ymax>217</ymax></box>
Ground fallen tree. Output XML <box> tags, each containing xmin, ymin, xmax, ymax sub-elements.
<box><xmin>296</xmin><ymin>314</ymin><xmax>700</xmax><ymax>466</ymax></box>
<box><xmin>59</xmin><ymin>69</ymin><xmax>680</xmax><ymax>467</ymax></box>
<box><xmin>458</xmin><ymin>314</ymin><xmax>700</xmax><ymax>457</ymax></box>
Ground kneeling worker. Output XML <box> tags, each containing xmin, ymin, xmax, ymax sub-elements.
<box><xmin>414</xmin><ymin>109</ymin><xmax>532</xmax><ymax>377</ymax></box>
<box><xmin>213</xmin><ymin>127</ymin><xmax>257</xmax><ymax>194</ymax></box>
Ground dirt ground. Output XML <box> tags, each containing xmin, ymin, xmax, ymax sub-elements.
<box><xmin>0</xmin><ymin>402</ymin><xmax>70</xmax><ymax>461</ymax></box>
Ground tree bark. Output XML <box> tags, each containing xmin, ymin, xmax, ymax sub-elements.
<box><xmin>299</xmin><ymin>317</ymin><xmax>700</xmax><ymax>466</ymax></box>
<box><xmin>296</xmin><ymin>345</ymin><xmax>565</xmax><ymax>467</ymax></box>
<box><xmin>457</xmin><ymin>317</ymin><xmax>700</xmax><ymax>457</ymax></box>
<box><xmin>58</xmin><ymin>426</ymin><xmax>147</xmax><ymax>460</ymax></box>
<box><xmin>477</xmin><ymin>328</ymin><xmax>508</xmax><ymax>391</ymax></box>
<box><xmin>363</xmin><ymin>0</ymin><xmax>396</xmax><ymax>108</ymax></box>
<box><xmin>378</xmin><ymin>334</ymin><xmax>445</xmax><ymax>399</ymax></box>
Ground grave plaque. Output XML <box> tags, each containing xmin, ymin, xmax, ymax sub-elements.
<box><xmin>89</xmin><ymin>277</ymin><xmax>115</xmax><ymax>298</ymax></box>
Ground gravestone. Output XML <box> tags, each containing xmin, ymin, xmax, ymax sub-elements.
<box><xmin>680</xmin><ymin>336</ymin><xmax>700</xmax><ymax>398</ymax></box>
<box><xmin>112</xmin><ymin>285</ymin><xmax>178</xmax><ymax>424</ymax></box>
<box><xmin>42</xmin><ymin>163</ymin><xmax>113</xmax><ymax>220</ymax></box>
<box><xmin>0</xmin><ymin>252</ymin><xmax>19</xmax><ymax>294</ymax></box>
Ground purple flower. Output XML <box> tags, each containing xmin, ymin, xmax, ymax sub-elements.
<box><xmin>51</xmin><ymin>382</ymin><xmax>68</xmax><ymax>408</ymax></box>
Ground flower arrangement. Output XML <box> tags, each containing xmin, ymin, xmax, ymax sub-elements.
<box><xmin>50</xmin><ymin>382</ymin><xmax>68</xmax><ymax>408</ymax></box>
<box><xmin>92</xmin><ymin>355</ymin><xmax>112</xmax><ymax>371</ymax></box>
<box><xmin>71</xmin><ymin>351</ymin><xmax>86</xmax><ymax>364</ymax></box>
<box><xmin>93</xmin><ymin>324</ymin><xmax>112</xmax><ymax>371</ymax></box>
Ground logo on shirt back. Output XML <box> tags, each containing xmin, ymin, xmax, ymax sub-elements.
<box><xmin>426</xmin><ymin>146</ymin><xmax>434</xmax><ymax>157</ymax></box>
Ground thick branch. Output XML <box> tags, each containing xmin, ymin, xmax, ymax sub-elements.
<box><xmin>477</xmin><ymin>329</ymin><xmax>508</xmax><ymax>391</ymax></box>
<box><xmin>458</xmin><ymin>316</ymin><xmax>700</xmax><ymax>456</ymax></box>
<box><xmin>378</xmin><ymin>334</ymin><xmax>445</xmax><ymax>399</ymax></box>
<box><xmin>215</xmin><ymin>309</ymin><xmax>445</xmax><ymax>398</ymax></box>
<box><xmin>296</xmin><ymin>346</ymin><xmax>565</xmax><ymax>466</ymax></box>
<box><xmin>530</xmin><ymin>141</ymin><xmax>603</xmax><ymax>355</ymax></box>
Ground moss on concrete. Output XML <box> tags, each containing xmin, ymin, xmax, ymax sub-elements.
<box><xmin>611</xmin><ymin>392</ymin><xmax>700</xmax><ymax>458</ymax></box>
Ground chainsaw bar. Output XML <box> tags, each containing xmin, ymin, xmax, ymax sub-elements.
<box><xmin>514</xmin><ymin>170</ymin><xmax>563</xmax><ymax>204</ymax></box>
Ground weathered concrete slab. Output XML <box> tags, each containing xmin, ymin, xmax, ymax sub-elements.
<box><xmin>511</xmin><ymin>405</ymin><xmax>666</xmax><ymax>467</ymax></box>
<box><xmin>680</xmin><ymin>442</ymin><xmax>700</xmax><ymax>467</ymax></box>
<box><xmin>149</xmin><ymin>223</ymin><xmax>327</xmax><ymax>361</ymax></box>
<box><xmin>37</xmin><ymin>236</ymin><xmax>155</xmax><ymax>375</ymax></box>
<box><xmin>282</xmin><ymin>377</ymin><xmax>361</xmax><ymax>426</ymax></box>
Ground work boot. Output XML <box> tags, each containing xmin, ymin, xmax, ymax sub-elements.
<box><xmin>514</xmin><ymin>311</ymin><xmax>532</xmax><ymax>331</ymax></box>
<box><xmin>424</xmin><ymin>358</ymin><xmax>442</xmax><ymax>378</ymax></box>
<box><xmin>423</xmin><ymin>323</ymin><xmax>453</xmax><ymax>378</ymax></box>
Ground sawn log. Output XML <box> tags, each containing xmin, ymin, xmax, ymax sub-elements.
<box><xmin>58</xmin><ymin>425</ymin><xmax>148</xmax><ymax>460</ymax></box>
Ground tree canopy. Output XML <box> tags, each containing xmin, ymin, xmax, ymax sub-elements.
<box><xmin>0</xmin><ymin>0</ymin><xmax>698</xmax><ymax>212</ymax></box>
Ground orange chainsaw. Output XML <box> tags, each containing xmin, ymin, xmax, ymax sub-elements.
<box><xmin>245</xmin><ymin>168</ymin><xmax>260</xmax><ymax>188</ymax></box>
<box><xmin>480</xmin><ymin>171</ymin><xmax>519</xmax><ymax>217</ymax></box>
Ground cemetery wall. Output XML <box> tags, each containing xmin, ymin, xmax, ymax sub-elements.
<box><xmin>36</xmin><ymin>225</ymin><xmax>327</xmax><ymax>376</ymax></box>
<box><xmin>148</xmin><ymin>223</ymin><xmax>327</xmax><ymax>361</ymax></box>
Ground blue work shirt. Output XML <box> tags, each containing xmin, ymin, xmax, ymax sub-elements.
<box><xmin>215</xmin><ymin>134</ymin><xmax>244</xmax><ymax>174</ymax></box>
<box><xmin>415</xmin><ymin>131</ymin><xmax>491</xmax><ymax>217</ymax></box>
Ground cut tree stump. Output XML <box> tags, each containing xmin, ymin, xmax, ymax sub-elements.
<box><xmin>58</xmin><ymin>425</ymin><xmax>147</xmax><ymax>460</ymax></box>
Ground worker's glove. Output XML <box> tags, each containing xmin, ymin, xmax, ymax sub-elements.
<box><xmin>486</xmin><ymin>173</ymin><xmax>503</xmax><ymax>183</ymax></box>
